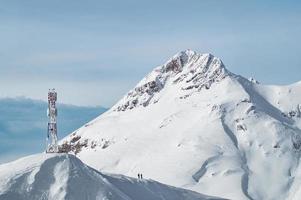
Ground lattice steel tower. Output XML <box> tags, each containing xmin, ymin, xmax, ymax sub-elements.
<box><xmin>46</xmin><ymin>89</ymin><xmax>58</xmax><ymax>153</ymax></box>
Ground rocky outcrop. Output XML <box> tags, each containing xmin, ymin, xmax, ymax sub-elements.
<box><xmin>115</xmin><ymin>50</ymin><xmax>229</xmax><ymax>112</ymax></box>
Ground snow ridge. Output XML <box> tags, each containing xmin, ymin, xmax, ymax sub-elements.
<box><xmin>0</xmin><ymin>154</ymin><xmax>224</xmax><ymax>200</ymax></box>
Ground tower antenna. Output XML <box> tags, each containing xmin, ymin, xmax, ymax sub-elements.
<box><xmin>46</xmin><ymin>88</ymin><xmax>58</xmax><ymax>153</ymax></box>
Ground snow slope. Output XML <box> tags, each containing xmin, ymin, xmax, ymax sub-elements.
<box><xmin>59</xmin><ymin>50</ymin><xmax>301</xmax><ymax>200</ymax></box>
<box><xmin>0</xmin><ymin>153</ymin><xmax>222</xmax><ymax>200</ymax></box>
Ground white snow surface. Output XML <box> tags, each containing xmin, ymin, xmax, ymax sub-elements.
<box><xmin>0</xmin><ymin>153</ymin><xmax>222</xmax><ymax>200</ymax></box>
<box><xmin>59</xmin><ymin>50</ymin><xmax>301</xmax><ymax>200</ymax></box>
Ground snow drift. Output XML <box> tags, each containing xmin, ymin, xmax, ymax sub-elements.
<box><xmin>0</xmin><ymin>153</ymin><xmax>222</xmax><ymax>200</ymax></box>
<box><xmin>60</xmin><ymin>50</ymin><xmax>301</xmax><ymax>200</ymax></box>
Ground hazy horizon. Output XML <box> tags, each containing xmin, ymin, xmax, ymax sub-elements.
<box><xmin>0</xmin><ymin>98</ymin><xmax>107</xmax><ymax>163</ymax></box>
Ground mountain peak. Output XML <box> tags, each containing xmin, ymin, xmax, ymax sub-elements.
<box><xmin>114</xmin><ymin>50</ymin><xmax>229</xmax><ymax>111</ymax></box>
<box><xmin>164</xmin><ymin>49</ymin><xmax>197</xmax><ymax>68</ymax></box>
<box><xmin>162</xmin><ymin>50</ymin><xmax>222</xmax><ymax>75</ymax></box>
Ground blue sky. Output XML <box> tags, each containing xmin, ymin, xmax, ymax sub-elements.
<box><xmin>0</xmin><ymin>0</ymin><xmax>300</xmax><ymax>107</ymax></box>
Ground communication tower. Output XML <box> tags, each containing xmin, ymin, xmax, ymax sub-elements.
<box><xmin>46</xmin><ymin>89</ymin><xmax>58</xmax><ymax>153</ymax></box>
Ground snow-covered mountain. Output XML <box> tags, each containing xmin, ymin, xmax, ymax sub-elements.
<box><xmin>60</xmin><ymin>50</ymin><xmax>301</xmax><ymax>200</ymax></box>
<box><xmin>0</xmin><ymin>153</ymin><xmax>222</xmax><ymax>200</ymax></box>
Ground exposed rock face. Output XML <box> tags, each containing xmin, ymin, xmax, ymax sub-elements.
<box><xmin>248</xmin><ymin>77</ymin><xmax>260</xmax><ymax>84</ymax></box>
<box><xmin>115</xmin><ymin>50</ymin><xmax>229</xmax><ymax>112</ymax></box>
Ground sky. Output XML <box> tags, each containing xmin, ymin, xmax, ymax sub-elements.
<box><xmin>0</xmin><ymin>0</ymin><xmax>300</xmax><ymax>107</ymax></box>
